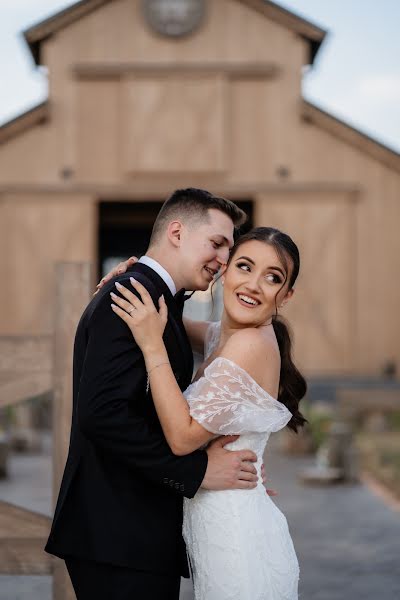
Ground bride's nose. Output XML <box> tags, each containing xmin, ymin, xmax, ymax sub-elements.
<box><xmin>245</xmin><ymin>276</ymin><xmax>262</xmax><ymax>294</ymax></box>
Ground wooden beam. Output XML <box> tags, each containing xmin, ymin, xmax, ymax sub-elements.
<box><xmin>0</xmin><ymin>336</ymin><xmax>52</xmax><ymax>407</ymax></box>
<box><xmin>74</xmin><ymin>62</ymin><xmax>281</xmax><ymax>80</ymax></box>
<box><xmin>0</xmin><ymin>181</ymin><xmax>362</xmax><ymax>200</ymax></box>
<box><xmin>0</xmin><ymin>373</ymin><xmax>52</xmax><ymax>408</ymax></box>
<box><xmin>0</xmin><ymin>539</ymin><xmax>52</xmax><ymax>574</ymax></box>
<box><xmin>0</xmin><ymin>500</ymin><xmax>51</xmax><ymax>575</ymax></box>
<box><xmin>0</xmin><ymin>336</ymin><xmax>52</xmax><ymax>372</ymax></box>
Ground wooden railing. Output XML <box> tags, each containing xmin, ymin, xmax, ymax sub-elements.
<box><xmin>0</xmin><ymin>262</ymin><xmax>91</xmax><ymax>600</ymax></box>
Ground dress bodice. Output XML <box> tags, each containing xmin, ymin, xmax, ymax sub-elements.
<box><xmin>183</xmin><ymin>322</ymin><xmax>292</xmax><ymax>455</ymax></box>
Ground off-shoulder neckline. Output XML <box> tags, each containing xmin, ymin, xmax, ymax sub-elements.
<box><xmin>203</xmin><ymin>322</ymin><xmax>287</xmax><ymax>407</ymax></box>
<box><xmin>204</xmin><ymin>356</ymin><xmax>277</xmax><ymax>400</ymax></box>
<box><xmin>197</xmin><ymin>356</ymin><xmax>291</xmax><ymax>416</ymax></box>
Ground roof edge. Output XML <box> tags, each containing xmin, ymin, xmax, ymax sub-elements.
<box><xmin>240</xmin><ymin>0</ymin><xmax>327</xmax><ymax>64</ymax></box>
<box><xmin>302</xmin><ymin>100</ymin><xmax>400</xmax><ymax>174</ymax></box>
<box><xmin>0</xmin><ymin>102</ymin><xmax>49</xmax><ymax>146</ymax></box>
<box><xmin>24</xmin><ymin>0</ymin><xmax>109</xmax><ymax>65</ymax></box>
<box><xmin>23</xmin><ymin>0</ymin><xmax>327</xmax><ymax>66</ymax></box>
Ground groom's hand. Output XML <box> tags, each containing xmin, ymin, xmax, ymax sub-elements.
<box><xmin>201</xmin><ymin>436</ymin><xmax>259</xmax><ymax>490</ymax></box>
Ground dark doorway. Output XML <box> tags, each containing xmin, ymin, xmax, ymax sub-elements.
<box><xmin>98</xmin><ymin>199</ymin><xmax>253</xmax><ymax>279</ymax></box>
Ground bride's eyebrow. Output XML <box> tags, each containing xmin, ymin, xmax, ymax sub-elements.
<box><xmin>270</xmin><ymin>266</ymin><xmax>285</xmax><ymax>276</ymax></box>
<box><xmin>236</xmin><ymin>255</ymin><xmax>255</xmax><ymax>265</ymax></box>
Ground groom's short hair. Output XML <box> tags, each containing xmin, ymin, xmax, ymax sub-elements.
<box><xmin>149</xmin><ymin>188</ymin><xmax>247</xmax><ymax>246</ymax></box>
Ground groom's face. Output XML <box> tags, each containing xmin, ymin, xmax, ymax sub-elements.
<box><xmin>179</xmin><ymin>209</ymin><xmax>235</xmax><ymax>291</ymax></box>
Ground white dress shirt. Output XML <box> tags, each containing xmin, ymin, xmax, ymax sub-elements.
<box><xmin>138</xmin><ymin>256</ymin><xmax>177</xmax><ymax>296</ymax></box>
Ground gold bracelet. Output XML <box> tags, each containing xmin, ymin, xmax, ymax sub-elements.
<box><xmin>146</xmin><ymin>361</ymin><xmax>169</xmax><ymax>393</ymax></box>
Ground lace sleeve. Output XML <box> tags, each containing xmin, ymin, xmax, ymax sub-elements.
<box><xmin>186</xmin><ymin>357</ymin><xmax>292</xmax><ymax>435</ymax></box>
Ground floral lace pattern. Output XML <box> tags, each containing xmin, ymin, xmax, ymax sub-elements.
<box><xmin>182</xmin><ymin>322</ymin><xmax>299</xmax><ymax>599</ymax></box>
<box><xmin>186</xmin><ymin>357</ymin><xmax>292</xmax><ymax>435</ymax></box>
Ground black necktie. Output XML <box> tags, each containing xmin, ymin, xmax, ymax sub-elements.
<box><xmin>174</xmin><ymin>288</ymin><xmax>193</xmax><ymax>314</ymax></box>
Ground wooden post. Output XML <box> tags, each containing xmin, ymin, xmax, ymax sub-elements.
<box><xmin>53</xmin><ymin>262</ymin><xmax>91</xmax><ymax>600</ymax></box>
<box><xmin>11</xmin><ymin>402</ymin><xmax>41</xmax><ymax>453</ymax></box>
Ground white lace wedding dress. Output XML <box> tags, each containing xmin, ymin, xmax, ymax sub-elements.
<box><xmin>182</xmin><ymin>322</ymin><xmax>299</xmax><ymax>600</ymax></box>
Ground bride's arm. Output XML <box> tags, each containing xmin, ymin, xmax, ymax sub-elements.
<box><xmin>144</xmin><ymin>348</ymin><xmax>217</xmax><ymax>456</ymax></box>
<box><xmin>111</xmin><ymin>279</ymin><xmax>217</xmax><ymax>456</ymax></box>
<box><xmin>182</xmin><ymin>318</ymin><xmax>210</xmax><ymax>355</ymax></box>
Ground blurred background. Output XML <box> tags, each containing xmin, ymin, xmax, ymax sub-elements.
<box><xmin>0</xmin><ymin>1</ymin><xmax>399</xmax><ymax>599</ymax></box>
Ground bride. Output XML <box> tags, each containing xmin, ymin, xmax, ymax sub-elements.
<box><xmin>109</xmin><ymin>227</ymin><xmax>306</xmax><ymax>600</ymax></box>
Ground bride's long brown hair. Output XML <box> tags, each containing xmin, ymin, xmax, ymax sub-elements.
<box><xmin>227</xmin><ymin>227</ymin><xmax>307</xmax><ymax>433</ymax></box>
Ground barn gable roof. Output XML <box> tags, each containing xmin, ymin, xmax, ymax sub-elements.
<box><xmin>23</xmin><ymin>0</ymin><xmax>326</xmax><ymax>66</ymax></box>
<box><xmin>301</xmin><ymin>101</ymin><xmax>400</xmax><ymax>174</ymax></box>
<box><xmin>1</xmin><ymin>1</ymin><xmax>398</xmax><ymax>172</ymax></box>
<box><xmin>0</xmin><ymin>102</ymin><xmax>49</xmax><ymax>146</ymax></box>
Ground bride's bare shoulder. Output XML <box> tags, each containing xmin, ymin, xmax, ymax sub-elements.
<box><xmin>219</xmin><ymin>327</ymin><xmax>280</xmax><ymax>383</ymax></box>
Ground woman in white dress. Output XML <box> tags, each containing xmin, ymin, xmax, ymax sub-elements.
<box><xmin>111</xmin><ymin>227</ymin><xmax>307</xmax><ymax>600</ymax></box>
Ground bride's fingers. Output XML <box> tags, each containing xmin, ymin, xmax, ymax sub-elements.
<box><xmin>111</xmin><ymin>302</ymin><xmax>133</xmax><ymax>326</ymax></box>
<box><xmin>158</xmin><ymin>295</ymin><xmax>168</xmax><ymax>326</ymax></box>
<box><xmin>114</xmin><ymin>282</ymin><xmax>144</xmax><ymax>308</ymax></box>
<box><xmin>110</xmin><ymin>291</ymin><xmax>140</xmax><ymax>315</ymax></box>
<box><xmin>129</xmin><ymin>278</ymin><xmax>153</xmax><ymax>306</ymax></box>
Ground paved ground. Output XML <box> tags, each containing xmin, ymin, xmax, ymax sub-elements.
<box><xmin>1</xmin><ymin>433</ymin><xmax>399</xmax><ymax>599</ymax></box>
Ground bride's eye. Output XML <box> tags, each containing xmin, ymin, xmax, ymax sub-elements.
<box><xmin>236</xmin><ymin>262</ymin><xmax>251</xmax><ymax>272</ymax></box>
<box><xmin>266</xmin><ymin>273</ymin><xmax>282</xmax><ymax>284</ymax></box>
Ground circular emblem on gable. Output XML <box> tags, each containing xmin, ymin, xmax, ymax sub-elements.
<box><xmin>142</xmin><ymin>0</ymin><xmax>206</xmax><ymax>37</ymax></box>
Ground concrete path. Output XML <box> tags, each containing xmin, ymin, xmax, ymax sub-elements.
<box><xmin>1</xmin><ymin>434</ymin><xmax>399</xmax><ymax>599</ymax></box>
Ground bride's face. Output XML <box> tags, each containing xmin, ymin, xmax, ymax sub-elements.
<box><xmin>222</xmin><ymin>240</ymin><xmax>294</xmax><ymax>327</ymax></box>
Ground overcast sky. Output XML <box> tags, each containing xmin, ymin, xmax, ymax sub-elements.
<box><xmin>1</xmin><ymin>0</ymin><xmax>399</xmax><ymax>152</ymax></box>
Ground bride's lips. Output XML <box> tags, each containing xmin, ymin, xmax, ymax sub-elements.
<box><xmin>236</xmin><ymin>293</ymin><xmax>261</xmax><ymax>308</ymax></box>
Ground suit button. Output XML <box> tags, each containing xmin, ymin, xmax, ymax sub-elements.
<box><xmin>169</xmin><ymin>479</ymin><xmax>175</xmax><ymax>487</ymax></box>
<box><xmin>180</xmin><ymin>484</ymin><xmax>185</xmax><ymax>492</ymax></box>
<box><xmin>163</xmin><ymin>477</ymin><xmax>169</xmax><ymax>484</ymax></box>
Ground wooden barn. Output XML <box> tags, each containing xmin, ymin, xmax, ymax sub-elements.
<box><xmin>0</xmin><ymin>0</ymin><xmax>399</xmax><ymax>378</ymax></box>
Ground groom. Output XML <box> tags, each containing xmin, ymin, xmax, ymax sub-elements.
<box><xmin>45</xmin><ymin>188</ymin><xmax>261</xmax><ymax>600</ymax></box>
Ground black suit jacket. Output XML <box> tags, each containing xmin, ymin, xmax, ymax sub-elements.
<box><xmin>45</xmin><ymin>263</ymin><xmax>208</xmax><ymax>576</ymax></box>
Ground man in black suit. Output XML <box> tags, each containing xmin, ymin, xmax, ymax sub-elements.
<box><xmin>46</xmin><ymin>188</ymin><xmax>260</xmax><ymax>599</ymax></box>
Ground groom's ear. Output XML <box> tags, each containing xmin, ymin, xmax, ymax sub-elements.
<box><xmin>167</xmin><ymin>220</ymin><xmax>183</xmax><ymax>248</ymax></box>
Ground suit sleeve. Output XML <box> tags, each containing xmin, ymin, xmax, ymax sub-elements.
<box><xmin>77</xmin><ymin>285</ymin><xmax>208</xmax><ymax>498</ymax></box>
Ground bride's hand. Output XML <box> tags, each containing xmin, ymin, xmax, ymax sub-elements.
<box><xmin>94</xmin><ymin>256</ymin><xmax>138</xmax><ymax>295</ymax></box>
<box><xmin>110</xmin><ymin>278</ymin><xmax>168</xmax><ymax>353</ymax></box>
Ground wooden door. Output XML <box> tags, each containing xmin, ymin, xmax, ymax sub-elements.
<box><xmin>255</xmin><ymin>192</ymin><xmax>358</xmax><ymax>375</ymax></box>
